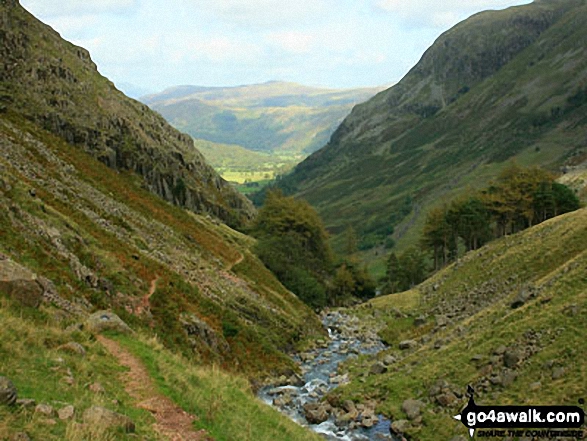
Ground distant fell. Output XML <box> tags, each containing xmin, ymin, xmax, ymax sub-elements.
<box><xmin>143</xmin><ymin>81</ymin><xmax>385</xmax><ymax>155</ymax></box>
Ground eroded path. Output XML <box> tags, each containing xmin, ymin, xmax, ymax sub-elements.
<box><xmin>97</xmin><ymin>335</ymin><xmax>211</xmax><ymax>441</ymax></box>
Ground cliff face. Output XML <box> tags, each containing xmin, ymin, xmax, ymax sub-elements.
<box><xmin>0</xmin><ymin>1</ymin><xmax>254</xmax><ymax>227</ymax></box>
<box><xmin>277</xmin><ymin>0</ymin><xmax>587</xmax><ymax>252</ymax></box>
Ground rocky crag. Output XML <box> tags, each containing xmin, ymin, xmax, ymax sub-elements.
<box><xmin>1</xmin><ymin>0</ymin><xmax>254</xmax><ymax>227</ymax></box>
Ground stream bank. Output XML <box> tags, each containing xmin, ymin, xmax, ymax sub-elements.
<box><xmin>259</xmin><ymin>310</ymin><xmax>398</xmax><ymax>440</ymax></box>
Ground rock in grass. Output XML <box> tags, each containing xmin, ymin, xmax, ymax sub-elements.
<box><xmin>0</xmin><ymin>259</ymin><xmax>44</xmax><ymax>308</ymax></box>
<box><xmin>58</xmin><ymin>405</ymin><xmax>75</xmax><ymax>420</ymax></box>
<box><xmin>35</xmin><ymin>403</ymin><xmax>56</xmax><ymax>417</ymax></box>
<box><xmin>58</xmin><ymin>342</ymin><xmax>86</xmax><ymax>356</ymax></box>
<box><xmin>391</xmin><ymin>419</ymin><xmax>410</xmax><ymax>434</ymax></box>
<box><xmin>83</xmin><ymin>406</ymin><xmax>135</xmax><ymax>433</ymax></box>
<box><xmin>399</xmin><ymin>340</ymin><xmax>417</xmax><ymax>350</ymax></box>
<box><xmin>0</xmin><ymin>377</ymin><xmax>17</xmax><ymax>406</ymax></box>
<box><xmin>85</xmin><ymin>311</ymin><xmax>132</xmax><ymax>335</ymax></box>
<box><xmin>10</xmin><ymin>433</ymin><xmax>31</xmax><ymax>441</ymax></box>
<box><xmin>369</xmin><ymin>361</ymin><xmax>388</xmax><ymax>375</ymax></box>
<box><xmin>402</xmin><ymin>399</ymin><xmax>425</xmax><ymax>420</ymax></box>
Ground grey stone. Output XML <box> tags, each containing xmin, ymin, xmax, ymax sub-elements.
<box><xmin>511</xmin><ymin>287</ymin><xmax>532</xmax><ymax>308</ymax></box>
<box><xmin>83</xmin><ymin>406</ymin><xmax>135</xmax><ymax>433</ymax></box>
<box><xmin>58</xmin><ymin>405</ymin><xmax>75</xmax><ymax>420</ymax></box>
<box><xmin>503</xmin><ymin>350</ymin><xmax>521</xmax><ymax>368</ymax></box>
<box><xmin>390</xmin><ymin>419</ymin><xmax>410</xmax><ymax>434</ymax></box>
<box><xmin>0</xmin><ymin>259</ymin><xmax>44</xmax><ymax>308</ymax></box>
<box><xmin>402</xmin><ymin>399</ymin><xmax>425</xmax><ymax>420</ymax></box>
<box><xmin>0</xmin><ymin>377</ymin><xmax>17</xmax><ymax>406</ymax></box>
<box><xmin>85</xmin><ymin>311</ymin><xmax>132</xmax><ymax>334</ymax></box>
<box><xmin>399</xmin><ymin>340</ymin><xmax>417</xmax><ymax>350</ymax></box>
<box><xmin>436</xmin><ymin>392</ymin><xmax>457</xmax><ymax>407</ymax></box>
<box><xmin>414</xmin><ymin>316</ymin><xmax>426</xmax><ymax>327</ymax></box>
<box><xmin>16</xmin><ymin>398</ymin><xmax>36</xmax><ymax>408</ymax></box>
<box><xmin>494</xmin><ymin>345</ymin><xmax>507</xmax><ymax>355</ymax></box>
<box><xmin>10</xmin><ymin>433</ymin><xmax>31</xmax><ymax>441</ymax></box>
<box><xmin>58</xmin><ymin>342</ymin><xmax>86</xmax><ymax>356</ymax></box>
<box><xmin>551</xmin><ymin>367</ymin><xmax>565</xmax><ymax>380</ymax></box>
<box><xmin>35</xmin><ymin>403</ymin><xmax>55</xmax><ymax>417</ymax></box>
<box><xmin>370</xmin><ymin>361</ymin><xmax>388</xmax><ymax>375</ymax></box>
<box><xmin>303</xmin><ymin>402</ymin><xmax>330</xmax><ymax>424</ymax></box>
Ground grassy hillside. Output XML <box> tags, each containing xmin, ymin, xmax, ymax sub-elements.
<box><xmin>331</xmin><ymin>207</ymin><xmax>587</xmax><ymax>440</ymax></box>
<box><xmin>0</xmin><ymin>112</ymin><xmax>323</xmax><ymax>374</ymax></box>
<box><xmin>143</xmin><ymin>81</ymin><xmax>384</xmax><ymax>156</ymax></box>
<box><xmin>0</xmin><ymin>304</ymin><xmax>321</xmax><ymax>441</ymax></box>
<box><xmin>276</xmin><ymin>0</ymin><xmax>587</xmax><ymax>263</ymax></box>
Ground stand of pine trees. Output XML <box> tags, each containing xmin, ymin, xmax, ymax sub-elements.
<box><xmin>382</xmin><ymin>165</ymin><xmax>580</xmax><ymax>293</ymax></box>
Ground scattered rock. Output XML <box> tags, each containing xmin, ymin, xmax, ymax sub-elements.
<box><xmin>494</xmin><ymin>345</ymin><xmax>507</xmax><ymax>355</ymax></box>
<box><xmin>58</xmin><ymin>342</ymin><xmax>86</xmax><ymax>356</ymax></box>
<box><xmin>530</xmin><ymin>381</ymin><xmax>542</xmax><ymax>391</ymax></box>
<box><xmin>58</xmin><ymin>405</ymin><xmax>75</xmax><ymax>420</ymax></box>
<box><xmin>414</xmin><ymin>316</ymin><xmax>426</xmax><ymax>327</ymax></box>
<box><xmin>390</xmin><ymin>419</ymin><xmax>410</xmax><ymax>435</ymax></box>
<box><xmin>503</xmin><ymin>350</ymin><xmax>521</xmax><ymax>368</ymax></box>
<box><xmin>383</xmin><ymin>354</ymin><xmax>397</xmax><ymax>365</ymax></box>
<box><xmin>0</xmin><ymin>377</ymin><xmax>17</xmax><ymax>406</ymax></box>
<box><xmin>436</xmin><ymin>392</ymin><xmax>457</xmax><ymax>407</ymax></box>
<box><xmin>399</xmin><ymin>340</ymin><xmax>417</xmax><ymax>350</ymax></box>
<box><xmin>402</xmin><ymin>399</ymin><xmax>425</xmax><ymax>420</ymax></box>
<box><xmin>35</xmin><ymin>403</ymin><xmax>55</xmax><ymax>417</ymax></box>
<box><xmin>501</xmin><ymin>370</ymin><xmax>517</xmax><ymax>387</ymax></box>
<box><xmin>83</xmin><ymin>406</ymin><xmax>135</xmax><ymax>433</ymax></box>
<box><xmin>0</xmin><ymin>259</ymin><xmax>44</xmax><ymax>307</ymax></box>
<box><xmin>89</xmin><ymin>382</ymin><xmax>105</xmax><ymax>394</ymax></box>
<box><xmin>10</xmin><ymin>433</ymin><xmax>31</xmax><ymax>441</ymax></box>
<box><xmin>85</xmin><ymin>311</ymin><xmax>132</xmax><ymax>334</ymax></box>
<box><xmin>16</xmin><ymin>398</ymin><xmax>36</xmax><ymax>408</ymax></box>
<box><xmin>511</xmin><ymin>287</ymin><xmax>534</xmax><ymax>308</ymax></box>
<box><xmin>370</xmin><ymin>361</ymin><xmax>388</xmax><ymax>375</ymax></box>
<box><xmin>551</xmin><ymin>367</ymin><xmax>565</xmax><ymax>380</ymax></box>
<box><xmin>303</xmin><ymin>402</ymin><xmax>330</xmax><ymax>424</ymax></box>
<box><xmin>434</xmin><ymin>315</ymin><xmax>448</xmax><ymax>327</ymax></box>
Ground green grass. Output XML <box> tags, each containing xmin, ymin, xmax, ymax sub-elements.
<box><xmin>0</xmin><ymin>112</ymin><xmax>323</xmax><ymax>376</ymax></box>
<box><xmin>0</xmin><ymin>303</ymin><xmax>156</xmax><ymax>440</ymax></box>
<box><xmin>117</xmin><ymin>334</ymin><xmax>322</xmax><ymax>441</ymax></box>
<box><xmin>334</xmin><ymin>208</ymin><xmax>587</xmax><ymax>440</ymax></box>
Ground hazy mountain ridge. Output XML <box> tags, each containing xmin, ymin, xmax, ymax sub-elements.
<box><xmin>143</xmin><ymin>81</ymin><xmax>385</xmax><ymax>155</ymax></box>
<box><xmin>277</xmin><ymin>0</ymin><xmax>587</xmax><ymax>255</ymax></box>
<box><xmin>1</xmin><ymin>1</ymin><xmax>254</xmax><ymax>227</ymax></box>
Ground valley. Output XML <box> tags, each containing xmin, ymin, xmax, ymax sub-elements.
<box><xmin>1</xmin><ymin>0</ymin><xmax>586</xmax><ymax>440</ymax></box>
<box><xmin>143</xmin><ymin>82</ymin><xmax>385</xmax><ymax>193</ymax></box>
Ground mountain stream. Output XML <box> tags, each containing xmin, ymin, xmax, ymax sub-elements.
<box><xmin>259</xmin><ymin>310</ymin><xmax>397</xmax><ymax>440</ymax></box>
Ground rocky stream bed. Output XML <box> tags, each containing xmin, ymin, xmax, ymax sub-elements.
<box><xmin>259</xmin><ymin>311</ymin><xmax>398</xmax><ymax>440</ymax></box>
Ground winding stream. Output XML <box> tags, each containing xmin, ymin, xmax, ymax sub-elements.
<box><xmin>259</xmin><ymin>311</ymin><xmax>397</xmax><ymax>440</ymax></box>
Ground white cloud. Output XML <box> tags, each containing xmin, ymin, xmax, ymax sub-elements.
<box><xmin>374</xmin><ymin>0</ymin><xmax>532</xmax><ymax>28</ymax></box>
<box><xmin>188</xmin><ymin>0</ymin><xmax>334</xmax><ymax>28</ymax></box>
<box><xmin>21</xmin><ymin>0</ymin><xmax>138</xmax><ymax>17</ymax></box>
<box><xmin>266</xmin><ymin>31</ymin><xmax>315</xmax><ymax>54</ymax></box>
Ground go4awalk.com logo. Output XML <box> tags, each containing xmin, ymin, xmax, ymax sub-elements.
<box><xmin>453</xmin><ymin>387</ymin><xmax>585</xmax><ymax>439</ymax></box>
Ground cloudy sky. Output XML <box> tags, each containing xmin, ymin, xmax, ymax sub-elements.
<box><xmin>21</xmin><ymin>0</ymin><xmax>532</xmax><ymax>96</ymax></box>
